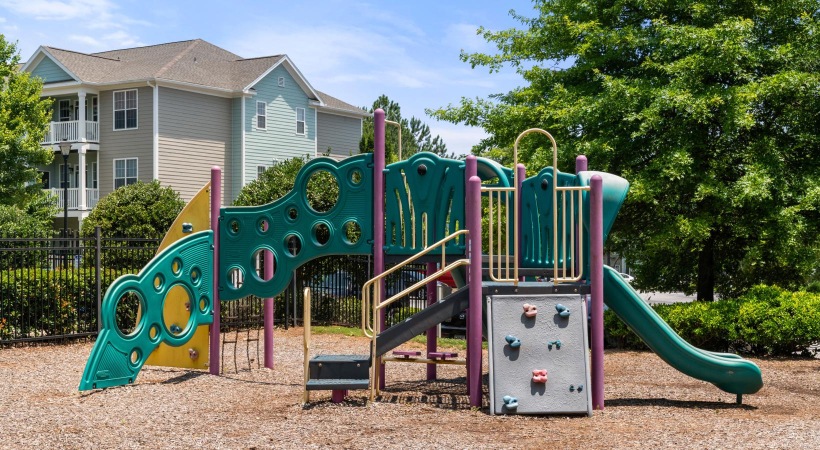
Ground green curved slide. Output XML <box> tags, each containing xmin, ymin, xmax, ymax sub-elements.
<box><xmin>602</xmin><ymin>266</ymin><xmax>763</xmax><ymax>395</ymax></box>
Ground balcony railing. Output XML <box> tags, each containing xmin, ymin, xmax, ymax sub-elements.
<box><xmin>44</xmin><ymin>188</ymin><xmax>99</xmax><ymax>211</ymax></box>
<box><xmin>41</xmin><ymin>121</ymin><xmax>100</xmax><ymax>144</ymax></box>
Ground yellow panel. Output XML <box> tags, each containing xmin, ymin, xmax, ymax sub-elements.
<box><xmin>144</xmin><ymin>182</ymin><xmax>212</xmax><ymax>369</ymax></box>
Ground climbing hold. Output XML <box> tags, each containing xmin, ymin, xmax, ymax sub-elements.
<box><xmin>569</xmin><ymin>385</ymin><xmax>575</xmax><ymax>392</ymax></box>
<box><xmin>522</xmin><ymin>303</ymin><xmax>538</xmax><ymax>318</ymax></box>
<box><xmin>555</xmin><ymin>304</ymin><xmax>567</xmax><ymax>312</ymax></box>
<box><xmin>505</xmin><ymin>335</ymin><xmax>521</xmax><ymax>348</ymax></box>
<box><xmin>502</xmin><ymin>395</ymin><xmax>519</xmax><ymax>411</ymax></box>
<box><xmin>188</xmin><ymin>348</ymin><xmax>199</xmax><ymax>360</ymax></box>
<box><xmin>532</xmin><ymin>369</ymin><xmax>548</xmax><ymax>383</ymax></box>
<box><xmin>577</xmin><ymin>385</ymin><xmax>583</xmax><ymax>393</ymax></box>
<box><xmin>170</xmin><ymin>324</ymin><xmax>182</xmax><ymax>334</ymax></box>
<box><xmin>559</xmin><ymin>309</ymin><xmax>571</xmax><ymax>318</ymax></box>
<box><xmin>548</xmin><ymin>340</ymin><xmax>562</xmax><ymax>350</ymax></box>
<box><xmin>182</xmin><ymin>223</ymin><xmax>194</xmax><ymax>233</ymax></box>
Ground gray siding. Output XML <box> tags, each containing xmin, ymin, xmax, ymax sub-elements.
<box><xmin>317</xmin><ymin>112</ymin><xmax>362</xmax><ymax>160</ymax></box>
<box><xmin>158</xmin><ymin>87</ymin><xmax>232</xmax><ymax>202</ymax></box>
<box><xmin>30</xmin><ymin>57</ymin><xmax>73</xmax><ymax>83</ymax></box>
<box><xmin>98</xmin><ymin>87</ymin><xmax>154</xmax><ymax>199</ymax></box>
<box><xmin>230</xmin><ymin>98</ymin><xmax>242</xmax><ymax>202</ymax></box>
<box><xmin>244</xmin><ymin>65</ymin><xmax>315</xmax><ymax>180</ymax></box>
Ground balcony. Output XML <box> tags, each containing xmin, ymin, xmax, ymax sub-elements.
<box><xmin>41</xmin><ymin>120</ymin><xmax>99</xmax><ymax>144</ymax></box>
<box><xmin>44</xmin><ymin>188</ymin><xmax>99</xmax><ymax>211</ymax></box>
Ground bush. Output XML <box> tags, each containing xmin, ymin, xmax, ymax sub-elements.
<box><xmin>604</xmin><ymin>285</ymin><xmax>820</xmax><ymax>357</ymax></box>
<box><xmin>80</xmin><ymin>180</ymin><xmax>184</xmax><ymax>238</ymax></box>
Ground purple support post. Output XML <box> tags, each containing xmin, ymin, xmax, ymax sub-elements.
<box><xmin>516</xmin><ymin>163</ymin><xmax>525</xmax><ymax>279</ymax></box>
<box><xmin>426</xmin><ymin>262</ymin><xmax>437</xmax><ymax>380</ymax></box>
<box><xmin>590</xmin><ymin>175</ymin><xmax>604</xmax><ymax>410</ymax></box>
<box><xmin>467</xmin><ymin>175</ymin><xmax>483</xmax><ymax>408</ymax></box>
<box><xmin>263</xmin><ymin>250</ymin><xmax>274</xmax><ymax>369</ymax></box>
<box><xmin>575</xmin><ymin>155</ymin><xmax>588</xmax><ymax>174</ymax></box>
<box><xmin>209</xmin><ymin>166</ymin><xmax>221</xmax><ymax>376</ymax></box>
<box><xmin>374</xmin><ymin>109</ymin><xmax>386</xmax><ymax>390</ymax></box>
<box><xmin>464</xmin><ymin>156</ymin><xmax>476</xmax><ymax>389</ymax></box>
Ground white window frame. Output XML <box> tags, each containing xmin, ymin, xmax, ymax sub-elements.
<box><xmin>58</xmin><ymin>164</ymin><xmax>79</xmax><ymax>188</ymax></box>
<box><xmin>113</xmin><ymin>158</ymin><xmax>138</xmax><ymax>189</ymax></box>
<box><xmin>113</xmin><ymin>89</ymin><xmax>138</xmax><ymax>131</ymax></box>
<box><xmin>91</xmin><ymin>96</ymin><xmax>98</xmax><ymax>122</ymax></box>
<box><xmin>257</xmin><ymin>165</ymin><xmax>267</xmax><ymax>178</ymax></box>
<box><xmin>278</xmin><ymin>77</ymin><xmax>285</xmax><ymax>87</ymax></box>
<box><xmin>256</xmin><ymin>101</ymin><xmax>267</xmax><ymax>130</ymax></box>
<box><xmin>296</xmin><ymin>107</ymin><xmax>306</xmax><ymax>135</ymax></box>
<box><xmin>59</xmin><ymin>99</ymin><xmax>72</xmax><ymax>121</ymax></box>
<box><xmin>39</xmin><ymin>171</ymin><xmax>50</xmax><ymax>189</ymax></box>
<box><xmin>86</xmin><ymin>162</ymin><xmax>98</xmax><ymax>189</ymax></box>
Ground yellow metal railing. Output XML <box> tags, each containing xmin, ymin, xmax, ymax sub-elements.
<box><xmin>553</xmin><ymin>185</ymin><xmax>588</xmax><ymax>283</ymax></box>
<box><xmin>482</xmin><ymin>186</ymin><xmax>516</xmax><ymax>282</ymax></box>
<box><xmin>361</xmin><ymin>230</ymin><xmax>470</xmax><ymax>401</ymax></box>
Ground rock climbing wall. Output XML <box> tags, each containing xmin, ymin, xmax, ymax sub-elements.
<box><xmin>487</xmin><ymin>294</ymin><xmax>592</xmax><ymax>415</ymax></box>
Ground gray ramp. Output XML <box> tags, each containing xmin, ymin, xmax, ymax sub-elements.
<box><xmin>376</xmin><ymin>287</ymin><xmax>469</xmax><ymax>356</ymax></box>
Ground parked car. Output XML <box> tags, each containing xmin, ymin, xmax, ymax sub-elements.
<box><xmin>312</xmin><ymin>270</ymin><xmax>358</xmax><ymax>300</ymax></box>
<box><xmin>620</xmin><ymin>272</ymin><xmax>635</xmax><ymax>283</ymax></box>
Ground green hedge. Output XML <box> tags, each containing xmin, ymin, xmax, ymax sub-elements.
<box><xmin>0</xmin><ymin>268</ymin><xmax>127</xmax><ymax>341</ymax></box>
<box><xmin>604</xmin><ymin>285</ymin><xmax>820</xmax><ymax>357</ymax></box>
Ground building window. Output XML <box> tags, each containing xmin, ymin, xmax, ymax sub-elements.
<box><xmin>91</xmin><ymin>96</ymin><xmax>98</xmax><ymax>122</ymax></box>
<box><xmin>296</xmin><ymin>107</ymin><xmax>305</xmax><ymax>135</ymax></box>
<box><xmin>39</xmin><ymin>171</ymin><xmax>50</xmax><ymax>189</ymax></box>
<box><xmin>257</xmin><ymin>165</ymin><xmax>267</xmax><ymax>178</ymax></box>
<box><xmin>86</xmin><ymin>162</ymin><xmax>98</xmax><ymax>189</ymax></box>
<box><xmin>278</xmin><ymin>77</ymin><xmax>285</xmax><ymax>87</ymax></box>
<box><xmin>114</xmin><ymin>158</ymin><xmax>138</xmax><ymax>189</ymax></box>
<box><xmin>113</xmin><ymin>89</ymin><xmax>138</xmax><ymax>130</ymax></box>
<box><xmin>59</xmin><ymin>99</ymin><xmax>72</xmax><ymax>121</ymax></box>
<box><xmin>256</xmin><ymin>101</ymin><xmax>266</xmax><ymax>129</ymax></box>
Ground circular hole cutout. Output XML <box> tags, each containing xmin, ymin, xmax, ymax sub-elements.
<box><xmin>199</xmin><ymin>296</ymin><xmax>210</xmax><ymax>314</ymax></box>
<box><xmin>171</xmin><ymin>258</ymin><xmax>183</xmax><ymax>276</ymax></box>
<box><xmin>153</xmin><ymin>274</ymin><xmax>164</xmax><ymax>292</ymax></box>
<box><xmin>350</xmin><ymin>169</ymin><xmax>362</xmax><ymax>185</ymax></box>
<box><xmin>149</xmin><ymin>324</ymin><xmax>160</xmax><ymax>342</ymax></box>
<box><xmin>252</xmin><ymin>248</ymin><xmax>276</xmax><ymax>282</ymax></box>
<box><xmin>305</xmin><ymin>170</ymin><xmax>339</xmax><ymax>213</ymax></box>
<box><xmin>228</xmin><ymin>219</ymin><xmax>240</xmax><ymax>235</ymax></box>
<box><xmin>226</xmin><ymin>267</ymin><xmax>244</xmax><ymax>290</ymax></box>
<box><xmin>541</xmin><ymin>178</ymin><xmax>549</xmax><ymax>190</ymax></box>
<box><xmin>129</xmin><ymin>349</ymin><xmax>141</xmax><ymax>367</ymax></box>
<box><xmin>417</xmin><ymin>164</ymin><xmax>427</xmax><ymax>176</ymax></box>
<box><xmin>285</xmin><ymin>234</ymin><xmax>302</xmax><ymax>257</ymax></box>
<box><xmin>162</xmin><ymin>284</ymin><xmax>193</xmax><ymax>337</ymax></box>
<box><xmin>343</xmin><ymin>221</ymin><xmax>362</xmax><ymax>245</ymax></box>
<box><xmin>314</xmin><ymin>223</ymin><xmax>331</xmax><ymax>246</ymax></box>
<box><xmin>190</xmin><ymin>267</ymin><xmax>202</xmax><ymax>286</ymax></box>
<box><xmin>258</xmin><ymin>218</ymin><xmax>269</xmax><ymax>233</ymax></box>
<box><xmin>115</xmin><ymin>290</ymin><xmax>143</xmax><ymax>337</ymax></box>
<box><xmin>287</xmin><ymin>207</ymin><xmax>298</xmax><ymax>221</ymax></box>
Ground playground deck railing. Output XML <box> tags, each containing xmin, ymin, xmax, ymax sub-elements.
<box><xmin>483</xmin><ymin>186</ymin><xmax>517</xmax><ymax>283</ymax></box>
<box><xmin>553</xmin><ymin>185</ymin><xmax>589</xmax><ymax>283</ymax></box>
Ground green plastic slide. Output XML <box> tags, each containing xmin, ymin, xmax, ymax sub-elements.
<box><xmin>602</xmin><ymin>266</ymin><xmax>763</xmax><ymax>395</ymax></box>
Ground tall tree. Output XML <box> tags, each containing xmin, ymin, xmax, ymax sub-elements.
<box><xmin>0</xmin><ymin>35</ymin><xmax>54</xmax><ymax>233</ymax></box>
<box><xmin>431</xmin><ymin>1</ymin><xmax>820</xmax><ymax>299</ymax></box>
<box><xmin>360</xmin><ymin>95</ymin><xmax>451</xmax><ymax>162</ymax></box>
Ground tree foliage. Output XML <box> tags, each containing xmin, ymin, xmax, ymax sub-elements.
<box><xmin>0</xmin><ymin>35</ymin><xmax>55</xmax><ymax>233</ymax></box>
<box><xmin>80</xmin><ymin>181</ymin><xmax>184</xmax><ymax>237</ymax></box>
<box><xmin>360</xmin><ymin>95</ymin><xmax>452</xmax><ymax>162</ymax></box>
<box><xmin>431</xmin><ymin>0</ymin><xmax>820</xmax><ymax>299</ymax></box>
<box><xmin>233</xmin><ymin>155</ymin><xmax>340</xmax><ymax>211</ymax></box>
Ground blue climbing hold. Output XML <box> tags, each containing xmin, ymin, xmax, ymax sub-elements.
<box><xmin>555</xmin><ymin>304</ymin><xmax>567</xmax><ymax>312</ymax></box>
<box><xmin>505</xmin><ymin>335</ymin><xmax>521</xmax><ymax>348</ymax></box>
<box><xmin>502</xmin><ymin>395</ymin><xmax>519</xmax><ymax>411</ymax></box>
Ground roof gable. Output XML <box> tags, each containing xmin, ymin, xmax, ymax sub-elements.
<box><xmin>21</xmin><ymin>47</ymin><xmax>81</xmax><ymax>83</ymax></box>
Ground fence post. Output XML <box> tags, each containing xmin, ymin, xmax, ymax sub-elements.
<box><xmin>95</xmin><ymin>226</ymin><xmax>102</xmax><ymax>333</ymax></box>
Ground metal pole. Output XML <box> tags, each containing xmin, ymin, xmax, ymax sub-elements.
<box><xmin>63</xmin><ymin>152</ymin><xmax>69</xmax><ymax>267</ymax></box>
<box><xmin>464</xmin><ymin>155</ymin><xmax>476</xmax><ymax>390</ymax></box>
<box><xmin>264</xmin><ymin>250</ymin><xmax>274</xmax><ymax>369</ymax></box>
<box><xmin>467</xmin><ymin>174</ymin><xmax>483</xmax><ymax>408</ymax></box>
<box><xmin>95</xmin><ymin>226</ymin><xmax>102</xmax><ymax>333</ymax></box>
<box><xmin>425</xmin><ymin>262</ymin><xmax>437</xmax><ymax>381</ymax></box>
<box><xmin>373</xmin><ymin>108</ymin><xmax>386</xmax><ymax>389</ymax></box>
<box><xmin>575</xmin><ymin>155</ymin><xmax>588</xmax><ymax>173</ymax></box>
<box><xmin>516</xmin><ymin>163</ymin><xmax>525</xmax><ymax>277</ymax></box>
<box><xmin>209</xmin><ymin>166</ymin><xmax>221</xmax><ymax>376</ymax></box>
<box><xmin>590</xmin><ymin>175</ymin><xmax>604</xmax><ymax>410</ymax></box>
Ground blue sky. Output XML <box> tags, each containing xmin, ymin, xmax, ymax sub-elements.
<box><xmin>0</xmin><ymin>0</ymin><xmax>537</xmax><ymax>155</ymax></box>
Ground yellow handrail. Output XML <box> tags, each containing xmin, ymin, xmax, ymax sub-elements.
<box><xmin>361</xmin><ymin>229</ymin><xmax>470</xmax><ymax>402</ymax></box>
<box><xmin>482</xmin><ymin>186</ymin><xmax>516</xmax><ymax>282</ymax></box>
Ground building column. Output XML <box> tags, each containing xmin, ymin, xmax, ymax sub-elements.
<box><xmin>78</xmin><ymin>146</ymin><xmax>87</xmax><ymax>210</ymax></box>
<box><xmin>78</xmin><ymin>90</ymin><xmax>87</xmax><ymax>142</ymax></box>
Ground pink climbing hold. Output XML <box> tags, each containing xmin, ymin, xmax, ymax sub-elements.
<box><xmin>522</xmin><ymin>303</ymin><xmax>538</xmax><ymax>318</ymax></box>
<box><xmin>532</xmin><ymin>369</ymin><xmax>548</xmax><ymax>383</ymax></box>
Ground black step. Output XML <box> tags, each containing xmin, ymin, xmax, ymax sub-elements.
<box><xmin>376</xmin><ymin>286</ymin><xmax>470</xmax><ymax>356</ymax></box>
<box><xmin>308</xmin><ymin>354</ymin><xmax>370</xmax><ymax>381</ymax></box>
<box><xmin>305</xmin><ymin>378</ymin><xmax>370</xmax><ymax>391</ymax></box>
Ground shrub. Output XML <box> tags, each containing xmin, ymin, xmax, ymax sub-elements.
<box><xmin>80</xmin><ymin>180</ymin><xmax>183</xmax><ymax>238</ymax></box>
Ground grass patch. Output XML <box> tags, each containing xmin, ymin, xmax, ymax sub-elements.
<box><xmin>311</xmin><ymin>325</ymin><xmax>365</xmax><ymax>337</ymax></box>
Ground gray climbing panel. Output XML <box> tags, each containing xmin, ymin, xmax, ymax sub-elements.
<box><xmin>487</xmin><ymin>294</ymin><xmax>592</xmax><ymax>415</ymax></box>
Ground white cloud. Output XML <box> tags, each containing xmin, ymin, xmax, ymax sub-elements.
<box><xmin>431</xmin><ymin>123</ymin><xmax>488</xmax><ymax>156</ymax></box>
<box><xmin>0</xmin><ymin>0</ymin><xmax>114</xmax><ymax>21</ymax></box>
<box><xmin>443</xmin><ymin>23</ymin><xmax>490</xmax><ymax>53</ymax></box>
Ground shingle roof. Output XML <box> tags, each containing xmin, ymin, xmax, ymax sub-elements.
<box><xmin>315</xmin><ymin>91</ymin><xmax>367</xmax><ymax>116</ymax></box>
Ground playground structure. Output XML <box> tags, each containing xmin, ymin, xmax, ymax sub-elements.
<box><xmin>79</xmin><ymin>109</ymin><xmax>763</xmax><ymax>414</ymax></box>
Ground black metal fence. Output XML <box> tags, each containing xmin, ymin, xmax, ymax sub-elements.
<box><xmin>1</xmin><ymin>229</ymin><xmax>431</xmax><ymax>344</ymax></box>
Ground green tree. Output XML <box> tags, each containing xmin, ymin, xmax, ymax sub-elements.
<box><xmin>80</xmin><ymin>181</ymin><xmax>184</xmax><ymax>238</ymax></box>
<box><xmin>0</xmin><ymin>35</ymin><xmax>54</xmax><ymax>233</ymax></box>
<box><xmin>360</xmin><ymin>95</ymin><xmax>452</xmax><ymax>162</ymax></box>
<box><xmin>431</xmin><ymin>0</ymin><xmax>820</xmax><ymax>299</ymax></box>
<box><xmin>233</xmin><ymin>156</ymin><xmax>308</xmax><ymax>207</ymax></box>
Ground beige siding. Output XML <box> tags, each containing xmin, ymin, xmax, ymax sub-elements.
<box><xmin>317</xmin><ymin>112</ymin><xmax>362</xmax><ymax>160</ymax></box>
<box><xmin>98</xmin><ymin>87</ymin><xmax>154</xmax><ymax>199</ymax></box>
<box><xmin>158</xmin><ymin>87</ymin><xmax>232</xmax><ymax>202</ymax></box>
